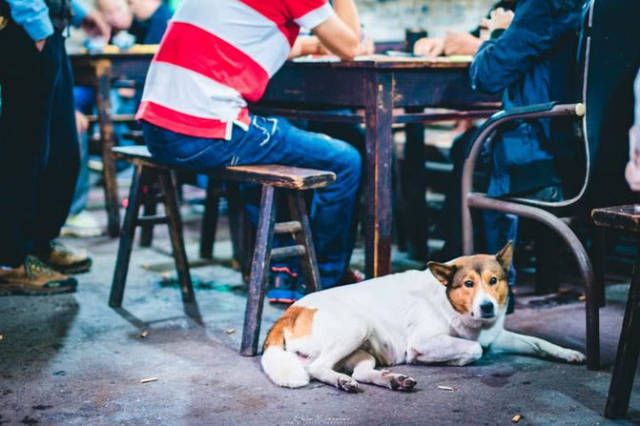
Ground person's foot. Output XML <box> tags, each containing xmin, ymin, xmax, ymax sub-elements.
<box><xmin>0</xmin><ymin>256</ymin><xmax>77</xmax><ymax>296</ymax></box>
<box><xmin>36</xmin><ymin>240</ymin><xmax>92</xmax><ymax>274</ymax></box>
<box><xmin>267</xmin><ymin>267</ymin><xmax>303</xmax><ymax>304</ymax></box>
<box><xmin>62</xmin><ymin>211</ymin><xmax>102</xmax><ymax>238</ymax></box>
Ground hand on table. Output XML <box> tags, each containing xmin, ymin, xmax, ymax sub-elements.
<box><xmin>82</xmin><ymin>10</ymin><xmax>111</xmax><ymax>41</ymax></box>
<box><xmin>355</xmin><ymin>37</ymin><xmax>375</xmax><ymax>56</ymax></box>
<box><xmin>413</xmin><ymin>37</ymin><xmax>445</xmax><ymax>57</ymax></box>
<box><xmin>443</xmin><ymin>31</ymin><xmax>482</xmax><ymax>56</ymax></box>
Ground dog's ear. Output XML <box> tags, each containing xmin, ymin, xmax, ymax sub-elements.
<box><xmin>427</xmin><ymin>262</ymin><xmax>456</xmax><ymax>286</ymax></box>
<box><xmin>496</xmin><ymin>241</ymin><xmax>514</xmax><ymax>272</ymax></box>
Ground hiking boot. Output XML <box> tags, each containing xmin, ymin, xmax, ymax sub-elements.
<box><xmin>267</xmin><ymin>266</ymin><xmax>303</xmax><ymax>304</ymax></box>
<box><xmin>36</xmin><ymin>240</ymin><xmax>92</xmax><ymax>274</ymax></box>
<box><xmin>0</xmin><ymin>256</ymin><xmax>77</xmax><ymax>295</ymax></box>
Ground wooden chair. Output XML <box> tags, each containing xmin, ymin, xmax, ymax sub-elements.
<box><xmin>592</xmin><ymin>206</ymin><xmax>640</xmax><ymax>418</ymax></box>
<box><xmin>460</xmin><ymin>0</ymin><xmax>640</xmax><ymax>370</ymax></box>
<box><xmin>109</xmin><ymin>145</ymin><xmax>335</xmax><ymax>356</ymax></box>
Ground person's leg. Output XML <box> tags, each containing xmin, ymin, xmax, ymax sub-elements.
<box><xmin>33</xmin><ymin>33</ymin><xmax>81</xmax><ymax>252</ymax></box>
<box><xmin>0</xmin><ymin>20</ymin><xmax>57</xmax><ymax>267</ymax></box>
<box><xmin>142</xmin><ymin>117</ymin><xmax>361</xmax><ymax>288</ymax></box>
<box><xmin>68</xmin><ymin>130</ymin><xmax>90</xmax><ymax>217</ymax></box>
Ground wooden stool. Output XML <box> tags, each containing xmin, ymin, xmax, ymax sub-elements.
<box><xmin>110</xmin><ymin>146</ymin><xmax>335</xmax><ymax>356</ymax></box>
<box><xmin>592</xmin><ymin>205</ymin><xmax>640</xmax><ymax>418</ymax></box>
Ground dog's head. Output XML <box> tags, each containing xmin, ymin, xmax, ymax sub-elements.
<box><xmin>427</xmin><ymin>242</ymin><xmax>512</xmax><ymax>324</ymax></box>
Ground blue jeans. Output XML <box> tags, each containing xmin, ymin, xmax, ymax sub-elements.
<box><xmin>143</xmin><ymin>116</ymin><xmax>362</xmax><ymax>288</ymax></box>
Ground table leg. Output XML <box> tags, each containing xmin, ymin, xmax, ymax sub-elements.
<box><xmin>605</xmin><ymin>259</ymin><xmax>640</xmax><ymax>418</ymax></box>
<box><xmin>363</xmin><ymin>72</ymin><xmax>393</xmax><ymax>278</ymax></box>
<box><xmin>96</xmin><ymin>59</ymin><xmax>121</xmax><ymax>237</ymax></box>
<box><xmin>402</xmin><ymin>107</ymin><xmax>428</xmax><ymax>260</ymax></box>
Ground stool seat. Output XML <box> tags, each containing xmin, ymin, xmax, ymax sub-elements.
<box><xmin>592</xmin><ymin>204</ymin><xmax>640</xmax><ymax>233</ymax></box>
<box><xmin>113</xmin><ymin>146</ymin><xmax>336</xmax><ymax>190</ymax></box>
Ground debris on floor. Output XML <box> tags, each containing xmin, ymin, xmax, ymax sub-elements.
<box><xmin>437</xmin><ymin>385</ymin><xmax>456</xmax><ymax>392</ymax></box>
<box><xmin>140</xmin><ymin>377</ymin><xmax>158</xmax><ymax>384</ymax></box>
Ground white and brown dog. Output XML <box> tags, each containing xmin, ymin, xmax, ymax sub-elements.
<box><xmin>261</xmin><ymin>242</ymin><xmax>586</xmax><ymax>392</ymax></box>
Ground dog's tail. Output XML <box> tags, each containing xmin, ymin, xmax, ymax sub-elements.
<box><xmin>261</xmin><ymin>316</ymin><xmax>310</xmax><ymax>388</ymax></box>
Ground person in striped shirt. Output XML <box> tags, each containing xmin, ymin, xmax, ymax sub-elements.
<box><xmin>136</xmin><ymin>0</ymin><xmax>363</xmax><ymax>302</ymax></box>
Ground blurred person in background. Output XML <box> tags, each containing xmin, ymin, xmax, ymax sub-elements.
<box><xmin>65</xmin><ymin>0</ymin><xmax>134</xmax><ymax>238</ymax></box>
<box><xmin>128</xmin><ymin>0</ymin><xmax>172</xmax><ymax>45</ymax></box>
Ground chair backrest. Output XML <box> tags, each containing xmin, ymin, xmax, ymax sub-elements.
<box><xmin>582</xmin><ymin>0</ymin><xmax>640</xmax><ymax>205</ymax></box>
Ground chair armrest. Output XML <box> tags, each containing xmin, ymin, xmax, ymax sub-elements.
<box><xmin>462</xmin><ymin>102</ymin><xmax>584</xmax><ymax>192</ymax></box>
<box><xmin>460</xmin><ymin>102</ymin><xmax>584</xmax><ymax>253</ymax></box>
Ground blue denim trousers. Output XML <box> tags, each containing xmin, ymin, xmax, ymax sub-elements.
<box><xmin>143</xmin><ymin>115</ymin><xmax>362</xmax><ymax>288</ymax></box>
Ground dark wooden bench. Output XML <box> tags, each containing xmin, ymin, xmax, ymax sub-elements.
<box><xmin>110</xmin><ymin>145</ymin><xmax>335</xmax><ymax>356</ymax></box>
<box><xmin>592</xmin><ymin>205</ymin><xmax>640</xmax><ymax>418</ymax></box>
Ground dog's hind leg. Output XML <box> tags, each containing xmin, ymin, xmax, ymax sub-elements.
<box><xmin>343</xmin><ymin>350</ymin><xmax>416</xmax><ymax>391</ymax></box>
<box><xmin>306</xmin><ymin>341</ymin><xmax>365</xmax><ymax>392</ymax></box>
<box><xmin>408</xmin><ymin>334</ymin><xmax>483</xmax><ymax>366</ymax></box>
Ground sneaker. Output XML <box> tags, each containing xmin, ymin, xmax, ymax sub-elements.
<box><xmin>36</xmin><ymin>240</ymin><xmax>92</xmax><ymax>274</ymax></box>
<box><xmin>267</xmin><ymin>267</ymin><xmax>304</xmax><ymax>304</ymax></box>
<box><xmin>0</xmin><ymin>256</ymin><xmax>77</xmax><ymax>295</ymax></box>
<box><xmin>62</xmin><ymin>211</ymin><xmax>102</xmax><ymax>238</ymax></box>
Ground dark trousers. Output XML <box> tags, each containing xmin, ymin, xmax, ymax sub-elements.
<box><xmin>0</xmin><ymin>22</ymin><xmax>79</xmax><ymax>267</ymax></box>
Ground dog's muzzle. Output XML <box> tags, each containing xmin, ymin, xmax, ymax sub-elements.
<box><xmin>480</xmin><ymin>301</ymin><xmax>495</xmax><ymax>318</ymax></box>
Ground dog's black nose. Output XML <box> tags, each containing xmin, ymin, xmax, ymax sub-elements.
<box><xmin>480</xmin><ymin>302</ymin><xmax>494</xmax><ymax>317</ymax></box>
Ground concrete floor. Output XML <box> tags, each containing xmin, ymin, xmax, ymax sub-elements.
<box><xmin>1</xmin><ymin>203</ymin><xmax>640</xmax><ymax>426</ymax></box>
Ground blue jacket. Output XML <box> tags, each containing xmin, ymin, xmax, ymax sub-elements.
<box><xmin>470</xmin><ymin>0</ymin><xmax>583</xmax><ymax>196</ymax></box>
<box><xmin>5</xmin><ymin>0</ymin><xmax>88</xmax><ymax>41</ymax></box>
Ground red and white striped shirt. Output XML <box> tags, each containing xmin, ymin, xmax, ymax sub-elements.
<box><xmin>136</xmin><ymin>0</ymin><xmax>334</xmax><ymax>139</ymax></box>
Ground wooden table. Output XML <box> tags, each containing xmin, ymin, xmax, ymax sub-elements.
<box><xmin>257</xmin><ymin>55</ymin><xmax>499</xmax><ymax>277</ymax></box>
<box><xmin>70</xmin><ymin>53</ymin><xmax>498</xmax><ymax>277</ymax></box>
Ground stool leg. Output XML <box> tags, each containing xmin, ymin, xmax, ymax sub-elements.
<box><xmin>158</xmin><ymin>170</ymin><xmax>195</xmax><ymax>305</ymax></box>
<box><xmin>605</xmin><ymin>260</ymin><xmax>640</xmax><ymax>418</ymax></box>
<box><xmin>200</xmin><ymin>179</ymin><xmax>221</xmax><ymax>259</ymax></box>
<box><xmin>287</xmin><ymin>190</ymin><xmax>321</xmax><ymax>293</ymax></box>
<box><xmin>593</xmin><ymin>226</ymin><xmax>606</xmax><ymax>308</ymax></box>
<box><xmin>109</xmin><ymin>164</ymin><xmax>144</xmax><ymax>308</ymax></box>
<box><xmin>139</xmin><ymin>179</ymin><xmax>158</xmax><ymax>248</ymax></box>
<box><xmin>241</xmin><ymin>185</ymin><xmax>276</xmax><ymax>356</ymax></box>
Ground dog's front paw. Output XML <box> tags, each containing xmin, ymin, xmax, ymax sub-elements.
<box><xmin>389</xmin><ymin>375</ymin><xmax>417</xmax><ymax>391</ymax></box>
<box><xmin>559</xmin><ymin>349</ymin><xmax>586</xmax><ymax>364</ymax></box>
<box><xmin>337</xmin><ymin>376</ymin><xmax>360</xmax><ymax>393</ymax></box>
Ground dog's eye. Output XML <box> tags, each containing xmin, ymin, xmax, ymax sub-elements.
<box><xmin>464</xmin><ymin>280</ymin><xmax>474</xmax><ymax>288</ymax></box>
<box><xmin>489</xmin><ymin>277</ymin><xmax>498</xmax><ymax>285</ymax></box>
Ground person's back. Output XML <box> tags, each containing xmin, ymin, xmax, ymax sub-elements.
<box><xmin>136</xmin><ymin>0</ymin><xmax>363</xmax><ymax>299</ymax></box>
<box><xmin>137</xmin><ymin>0</ymin><xmax>351</xmax><ymax>140</ymax></box>
<box><xmin>470</xmin><ymin>0</ymin><xmax>583</xmax><ymax>198</ymax></box>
